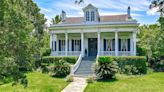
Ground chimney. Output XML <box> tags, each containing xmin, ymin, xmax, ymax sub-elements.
<box><xmin>127</xmin><ymin>6</ymin><xmax>132</xmax><ymax>19</ymax></box>
<box><xmin>61</xmin><ymin>10</ymin><xmax>66</xmax><ymax>22</ymax></box>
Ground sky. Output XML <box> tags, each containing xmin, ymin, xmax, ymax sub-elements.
<box><xmin>33</xmin><ymin>0</ymin><xmax>160</xmax><ymax>25</ymax></box>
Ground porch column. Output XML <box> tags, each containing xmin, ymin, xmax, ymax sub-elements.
<box><xmin>115</xmin><ymin>32</ymin><xmax>118</xmax><ymax>56</ymax></box>
<box><xmin>81</xmin><ymin>32</ymin><xmax>84</xmax><ymax>57</ymax></box>
<box><xmin>50</xmin><ymin>33</ymin><xmax>52</xmax><ymax>50</ymax></box>
<box><xmin>65</xmin><ymin>33</ymin><xmax>68</xmax><ymax>56</ymax></box>
<box><xmin>133</xmin><ymin>32</ymin><xmax>136</xmax><ymax>56</ymax></box>
<box><xmin>98</xmin><ymin>32</ymin><xmax>100</xmax><ymax>55</ymax></box>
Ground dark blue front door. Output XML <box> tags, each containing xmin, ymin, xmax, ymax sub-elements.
<box><xmin>88</xmin><ymin>38</ymin><xmax>97</xmax><ymax>56</ymax></box>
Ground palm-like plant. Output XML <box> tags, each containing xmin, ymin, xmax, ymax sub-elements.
<box><xmin>150</xmin><ymin>0</ymin><xmax>164</xmax><ymax>17</ymax></box>
<box><xmin>51</xmin><ymin>15</ymin><xmax>61</xmax><ymax>24</ymax></box>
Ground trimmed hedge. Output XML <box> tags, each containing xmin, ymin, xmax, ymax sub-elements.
<box><xmin>42</xmin><ymin>56</ymin><xmax>78</xmax><ymax>65</ymax></box>
<box><xmin>98</xmin><ymin>56</ymin><xmax>147</xmax><ymax>75</ymax></box>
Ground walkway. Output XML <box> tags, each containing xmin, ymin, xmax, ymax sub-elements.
<box><xmin>61</xmin><ymin>77</ymin><xmax>87</xmax><ymax>92</ymax></box>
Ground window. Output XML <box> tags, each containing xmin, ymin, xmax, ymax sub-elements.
<box><xmin>60</xmin><ymin>40</ymin><xmax>65</xmax><ymax>51</ymax></box>
<box><xmin>86</xmin><ymin>11</ymin><xmax>90</xmax><ymax>21</ymax></box>
<box><xmin>121</xmin><ymin>39</ymin><xmax>128</xmax><ymax>51</ymax></box>
<box><xmin>72</xmin><ymin>40</ymin><xmax>81</xmax><ymax>51</ymax></box>
<box><xmin>106</xmin><ymin>39</ymin><xmax>114</xmax><ymax>51</ymax></box>
<box><xmin>91</xmin><ymin>11</ymin><xmax>95</xmax><ymax>21</ymax></box>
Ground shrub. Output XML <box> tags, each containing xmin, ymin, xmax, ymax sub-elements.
<box><xmin>41</xmin><ymin>48</ymin><xmax>51</xmax><ymax>56</ymax></box>
<box><xmin>112</xmin><ymin>56</ymin><xmax>147</xmax><ymax>75</ymax></box>
<box><xmin>48</xmin><ymin>59</ymin><xmax>70</xmax><ymax>77</ymax></box>
<box><xmin>65</xmin><ymin>75</ymin><xmax>74</xmax><ymax>82</ymax></box>
<box><xmin>42</xmin><ymin>56</ymin><xmax>78</xmax><ymax>66</ymax></box>
<box><xmin>154</xmin><ymin>60</ymin><xmax>164</xmax><ymax>72</ymax></box>
<box><xmin>95</xmin><ymin>57</ymin><xmax>118</xmax><ymax>80</ymax></box>
<box><xmin>86</xmin><ymin>76</ymin><xmax>94</xmax><ymax>83</ymax></box>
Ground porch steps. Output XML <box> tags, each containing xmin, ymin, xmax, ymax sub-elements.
<box><xmin>74</xmin><ymin>57</ymin><xmax>96</xmax><ymax>77</ymax></box>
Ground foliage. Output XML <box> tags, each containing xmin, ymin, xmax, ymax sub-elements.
<box><xmin>85</xmin><ymin>73</ymin><xmax>164</xmax><ymax>92</ymax></box>
<box><xmin>95</xmin><ymin>57</ymin><xmax>118</xmax><ymax>80</ymax></box>
<box><xmin>65</xmin><ymin>75</ymin><xmax>74</xmax><ymax>82</ymax></box>
<box><xmin>86</xmin><ymin>76</ymin><xmax>94</xmax><ymax>83</ymax></box>
<box><xmin>42</xmin><ymin>56</ymin><xmax>78</xmax><ymax>65</ymax></box>
<box><xmin>138</xmin><ymin>17</ymin><xmax>164</xmax><ymax>71</ymax></box>
<box><xmin>0</xmin><ymin>72</ymin><xmax>69</xmax><ymax>92</ymax></box>
<box><xmin>41</xmin><ymin>48</ymin><xmax>51</xmax><ymax>56</ymax></box>
<box><xmin>51</xmin><ymin>15</ymin><xmax>61</xmax><ymax>24</ymax></box>
<box><xmin>112</xmin><ymin>56</ymin><xmax>147</xmax><ymax>74</ymax></box>
<box><xmin>0</xmin><ymin>0</ymin><xmax>46</xmax><ymax>86</ymax></box>
<box><xmin>48</xmin><ymin>59</ymin><xmax>70</xmax><ymax>77</ymax></box>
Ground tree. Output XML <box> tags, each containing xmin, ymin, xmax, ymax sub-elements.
<box><xmin>0</xmin><ymin>0</ymin><xmax>46</xmax><ymax>86</ymax></box>
<box><xmin>150</xmin><ymin>0</ymin><xmax>164</xmax><ymax>17</ymax></box>
<box><xmin>51</xmin><ymin>15</ymin><xmax>61</xmax><ymax>24</ymax></box>
<box><xmin>75</xmin><ymin>0</ymin><xmax>84</xmax><ymax>4</ymax></box>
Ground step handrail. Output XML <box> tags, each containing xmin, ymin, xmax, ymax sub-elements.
<box><xmin>71</xmin><ymin>53</ymin><xmax>82</xmax><ymax>75</ymax></box>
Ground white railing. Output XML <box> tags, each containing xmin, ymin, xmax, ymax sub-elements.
<box><xmin>71</xmin><ymin>53</ymin><xmax>83</xmax><ymax>75</ymax></box>
<box><xmin>67</xmin><ymin>51</ymin><xmax>81</xmax><ymax>56</ymax></box>
<box><xmin>118</xmin><ymin>51</ymin><xmax>132</xmax><ymax>56</ymax></box>
<box><xmin>100</xmin><ymin>51</ymin><xmax>115</xmax><ymax>56</ymax></box>
<box><xmin>99</xmin><ymin>51</ymin><xmax>134</xmax><ymax>56</ymax></box>
<box><xmin>51</xmin><ymin>51</ymin><xmax>81</xmax><ymax>56</ymax></box>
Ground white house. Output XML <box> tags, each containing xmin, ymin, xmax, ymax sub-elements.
<box><xmin>49</xmin><ymin>4</ymin><xmax>138</xmax><ymax>57</ymax></box>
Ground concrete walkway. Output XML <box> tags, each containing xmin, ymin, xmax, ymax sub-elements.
<box><xmin>62</xmin><ymin>77</ymin><xmax>88</xmax><ymax>92</ymax></box>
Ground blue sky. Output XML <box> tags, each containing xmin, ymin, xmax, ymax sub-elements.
<box><xmin>33</xmin><ymin>0</ymin><xmax>160</xmax><ymax>25</ymax></box>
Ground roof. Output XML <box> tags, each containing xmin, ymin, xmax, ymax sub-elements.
<box><xmin>61</xmin><ymin>14</ymin><xmax>129</xmax><ymax>24</ymax></box>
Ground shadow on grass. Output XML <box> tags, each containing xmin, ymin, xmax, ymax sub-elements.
<box><xmin>96</xmin><ymin>78</ymin><xmax>118</xmax><ymax>83</ymax></box>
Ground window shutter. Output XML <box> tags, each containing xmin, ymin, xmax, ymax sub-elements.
<box><xmin>128</xmin><ymin>39</ymin><xmax>130</xmax><ymax>51</ymax></box>
<box><xmin>80</xmin><ymin>40</ymin><xmax>81</xmax><ymax>51</ymax></box>
<box><xmin>112</xmin><ymin>39</ymin><xmax>115</xmax><ymax>51</ymax></box>
<box><xmin>119</xmin><ymin>39</ymin><xmax>121</xmax><ymax>51</ymax></box>
<box><xmin>72</xmin><ymin>40</ymin><xmax>74</xmax><ymax>51</ymax></box>
<box><xmin>104</xmin><ymin>39</ymin><xmax>106</xmax><ymax>51</ymax></box>
<box><xmin>59</xmin><ymin>40</ymin><xmax>61</xmax><ymax>51</ymax></box>
<box><xmin>54</xmin><ymin>41</ymin><xmax>56</xmax><ymax>51</ymax></box>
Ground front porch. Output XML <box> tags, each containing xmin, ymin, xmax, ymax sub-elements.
<box><xmin>50</xmin><ymin>31</ymin><xmax>137</xmax><ymax>57</ymax></box>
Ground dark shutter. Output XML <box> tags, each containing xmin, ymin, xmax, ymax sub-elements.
<box><xmin>104</xmin><ymin>39</ymin><xmax>106</xmax><ymax>51</ymax></box>
<box><xmin>119</xmin><ymin>39</ymin><xmax>121</xmax><ymax>51</ymax></box>
<box><xmin>80</xmin><ymin>40</ymin><xmax>81</xmax><ymax>51</ymax></box>
<box><xmin>54</xmin><ymin>41</ymin><xmax>56</xmax><ymax>51</ymax></box>
<box><xmin>112</xmin><ymin>39</ymin><xmax>115</xmax><ymax>51</ymax></box>
<box><xmin>68</xmin><ymin>40</ymin><xmax>69</xmax><ymax>51</ymax></box>
<box><xmin>52</xmin><ymin>41</ymin><xmax>54</xmax><ymax>51</ymax></box>
<box><xmin>59</xmin><ymin>40</ymin><xmax>61</xmax><ymax>51</ymax></box>
<box><xmin>128</xmin><ymin>39</ymin><xmax>130</xmax><ymax>51</ymax></box>
<box><xmin>72</xmin><ymin>40</ymin><xmax>74</xmax><ymax>51</ymax></box>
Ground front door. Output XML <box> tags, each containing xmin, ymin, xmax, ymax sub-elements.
<box><xmin>88</xmin><ymin>38</ymin><xmax>97</xmax><ymax>56</ymax></box>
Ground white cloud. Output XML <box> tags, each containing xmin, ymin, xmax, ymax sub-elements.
<box><xmin>147</xmin><ymin>7</ymin><xmax>159</xmax><ymax>15</ymax></box>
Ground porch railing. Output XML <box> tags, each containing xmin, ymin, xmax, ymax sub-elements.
<box><xmin>51</xmin><ymin>51</ymin><xmax>81</xmax><ymax>56</ymax></box>
<box><xmin>99</xmin><ymin>51</ymin><xmax>133</xmax><ymax>56</ymax></box>
<box><xmin>71</xmin><ymin>53</ymin><xmax>82</xmax><ymax>75</ymax></box>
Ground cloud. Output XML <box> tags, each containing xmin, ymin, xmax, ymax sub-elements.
<box><xmin>147</xmin><ymin>7</ymin><xmax>159</xmax><ymax>15</ymax></box>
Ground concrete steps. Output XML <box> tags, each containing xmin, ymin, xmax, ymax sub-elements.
<box><xmin>74</xmin><ymin>56</ymin><xmax>96</xmax><ymax>77</ymax></box>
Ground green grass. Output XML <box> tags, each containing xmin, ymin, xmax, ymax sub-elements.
<box><xmin>0</xmin><ymin>72</ymin><xmax>69</xmax><ymax>92</ymax></box>
<box><xmin>85</xmin><ymin>73</ymin><xmax>164</xmax><ymax>92</ymax></box>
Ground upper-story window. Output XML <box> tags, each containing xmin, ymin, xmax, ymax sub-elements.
<box><xmin>91</xmin><ymin>11</ymin><xmax>95</xmax><ymax>21</ymax></box>
<box><xmin>86</xmin><ymin>11</ymin><xmax>90</xmax><ymax>21</ymax></box>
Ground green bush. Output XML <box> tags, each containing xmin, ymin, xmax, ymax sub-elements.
<box><xmin>41</xmin><ymin>48</ymin><xmax>51</xmax><ymax>56</ymax></box>
<box><xmin>48</xmin><ymin>59</ymin><xmax>70</xmax><ymax>77</ymax></box>
<box><xmin>98</xmin><ymin>56</ymin><xmax>147</xmax><ymax>75</ymax></box>
<box><xmin>86</xmin><ymin>76</ymin><xmax>94</xmax><ymax>83</ymax></box>
<box><xmin>42</xmin><ymin>56</ymin><xmax>78</xmax><ymax>65</ymax></box>
<box><xmin>95</xmin><ymin>57</ymin><xmax>118</xmax><ymax>80</ymax></box>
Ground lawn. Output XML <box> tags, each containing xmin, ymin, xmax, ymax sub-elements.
<box><xmin>0</xmin><ymin>72</ymin><xmax>69</xmax><ymax>92</ymax></box>
<box><xmin>85</xmin><ymin>73</ymin><xmax>164</xmax><ymax>92</ymax></box>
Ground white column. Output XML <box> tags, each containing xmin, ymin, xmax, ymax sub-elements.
<box><xmin>133</xmin><ymin>32</ymin><xmax>136</xmax><ymax>56</ymax></box>
<box><xmin>56</xmin><ymin>34</ymin><xmax>58</xmax><ymax>51</ymax></box>
<box><xmin>81</xmin><ymin>32</ymin><xmax>84</xmax><ymax>57</ymax></box>
<box><xmin>65</xmin><ymin>33</ymin><xmax>68</xmax><ymax>56</ymax></box>
<box><xmin>115</xmin><ymin>32</ymin><xmax>118</xmax><ymax>56</ymax></box>
<box><xmin>50</xmin><ymin>33</ymin><xmax>52</xmax><ymax>50</ymax></box>
<box><xmin>98</xmin><ymin>32</ymin><xmax>100</xmax><ymax>55</ymax></box>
